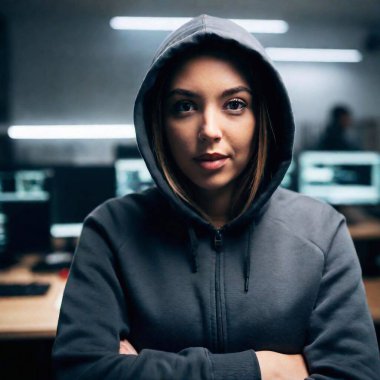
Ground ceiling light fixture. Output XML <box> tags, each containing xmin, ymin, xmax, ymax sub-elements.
<box><xmin>110</xmin><ymin>17</ymin><xmax>289</xmax><ymax>34</ymax></box>
<box><xmin>266</xmin><ymin>48</ymin><xmax>362</xmax><ymax>63</ymax></box>
<box><xmin>8</xmin><ymin>125</ymin><xmax>136</xmax><ymax>140</ymax></box>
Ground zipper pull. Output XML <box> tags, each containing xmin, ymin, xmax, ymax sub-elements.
<box><xmin>214</xmin><ymin>229</ymin><xmax>223</xmax><ymax>252</ymax></box>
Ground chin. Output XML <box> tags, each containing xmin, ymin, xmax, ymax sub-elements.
<box><xmin>192</xmin><ymin>177</ymin><xmax>235</xmax><ymax>193</ymax></box>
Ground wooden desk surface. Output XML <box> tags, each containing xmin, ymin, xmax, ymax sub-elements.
<box><xmin>364</xmin><ymin>278</ymin><xmax>380</xmax><ymax>324</ymax></box>
<box><xmin>0</xmin><ymin>256</ymin><xmax>66</xmax><ymax>339</ymax></box>
<box><xmin>348</xmin><ymin>221</ymin><xmax>380</xmax><ymax>240</ymax></box>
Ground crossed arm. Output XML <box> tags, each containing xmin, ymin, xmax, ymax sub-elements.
<box><xmin>119</xmin><ymin>339</ymin><xmax>309</xmax><ymax>380</ymax></box>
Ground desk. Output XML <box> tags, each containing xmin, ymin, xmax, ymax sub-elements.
<box><xmin>0</xmin><ymin>255</ymin><xmax>66</xmax><ymax>339</ymax></box>
<box><xmin>348</xmin><ymin>220</ymin><xmax>380</xmax><ymax>240</ymax></box>
<box><xmin>364</xmin><ymin>278</ymin><xmax>380</xmax><ymax>324</ymax></box>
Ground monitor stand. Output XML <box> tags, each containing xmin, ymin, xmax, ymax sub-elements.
<box><xmin>31</xmin><ymin>251</ymin><xmax>73</xmax><ymax>273</ymax></box>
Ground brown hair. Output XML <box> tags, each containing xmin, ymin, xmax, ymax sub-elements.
<box><xmin>146</xmin><ymin>41</ymin><xmax>273</xmax><ymax>223</ymax></box>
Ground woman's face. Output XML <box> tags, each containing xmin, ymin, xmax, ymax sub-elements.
<box><xmin>163</xmin><ymin>55</ymin><xmax>256</xmax><ymax>194</ymax></box>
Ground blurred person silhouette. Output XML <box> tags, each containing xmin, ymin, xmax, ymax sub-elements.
<box><xmin>317</xmin><ymin>105</ymin><xmax>361</xmax><ymax>151</ymax></box>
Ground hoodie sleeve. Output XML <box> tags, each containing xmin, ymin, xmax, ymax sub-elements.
<box><xmin>52</xmin><ymin>214</ymin><xmax>261</xmax><ymax>380</ymax></box>
<box><xmin>303</xmin><ymin>217</ymin><xmax>380</xmax><ymax>379</ymax></box>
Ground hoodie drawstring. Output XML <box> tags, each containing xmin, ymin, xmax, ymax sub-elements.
<box><xmin>187</xmin><ymin>226</ymin><xmax>199</xmax><ymax>273</ymax></box>
<box><xmin>244</xmin><ymin>223</ymin><xmax>254</xmax><ymax>293</ymax></box>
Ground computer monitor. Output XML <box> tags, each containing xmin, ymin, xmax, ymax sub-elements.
<box><xmin>0</xmin><ymin>170</ymin><xmax>50</xmax><ymax>202</ymax></box>
<box><xmin>50</xmin><ymin>166</ymin><xmax>116</xmax><ymax>238</ymax></box>
<box><xmin>1</xmin><ymin>201</ymin><xmax>51</xmax><ymax>254</ymax></box>
<box><xmin>0</xmin><ymin>170</ymin><xmax>52</xmax><ymax>258</ymax></box>
<box><xmin>115</xmin><ymin>159</ymin><xmax>154</xmax><ymax>197</ymax></box>
<box><xmin>298</xmin><ymin>151</ymin><xmax>380</xmax><ymax>205</ymax></box>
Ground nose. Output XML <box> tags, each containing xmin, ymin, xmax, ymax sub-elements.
<box><xmin>198</xmin><ymin>106</ymin><xmax>223</xmax><ymax>143</ymax></box>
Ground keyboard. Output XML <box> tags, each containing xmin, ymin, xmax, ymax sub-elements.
<box><xmin>0</xmin><ymin>282</ymin><xmax>50</xmax><ymax>297</ymax></box>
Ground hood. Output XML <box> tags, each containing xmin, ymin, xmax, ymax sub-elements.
<box><xmin>133</xmin><ymin>14</ymin><xmax>294</xmax><ymax>231</ymax></box>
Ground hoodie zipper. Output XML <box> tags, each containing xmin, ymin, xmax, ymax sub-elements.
<box><xmin>213</xmin><ymin>228</ymin><xmax>225</xmax><ymax>352</ymax></box>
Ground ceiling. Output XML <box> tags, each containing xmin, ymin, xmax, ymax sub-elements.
<box><xmin>0</xmin><ymin>0</ymin><xmax>379</xmax><ymax>29</ymax></box>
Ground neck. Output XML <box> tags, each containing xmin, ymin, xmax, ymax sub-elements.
<box><xmin>193</xmin><ymin>185</ymin><xmax>235</xmax><ymax>228</ymax></box>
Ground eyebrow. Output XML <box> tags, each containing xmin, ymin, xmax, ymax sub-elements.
<box><xmin>166</xmin><ymin>86</ymin><xmax>252</xmax><ymax>99</ymax></box>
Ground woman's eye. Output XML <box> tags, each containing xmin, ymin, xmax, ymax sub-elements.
<box><xmin>172</xmin><ymin>100</ymin><xmax>196</xmax><ymax>114</ymax></box>
<box><xmin>225</xmin><ymin>98</ymin><xmax>247</xmax><ymax>111</ymax></box>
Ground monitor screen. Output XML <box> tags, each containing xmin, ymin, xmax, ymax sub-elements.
<box><xmin>0</xmin><ymin>170</ymin><xmax>52</xmax><ymax>255</ymax></box>
<box><xmin>1</xmin><ymin>200</ymin><xmax>51</xmax><ymax>254</ymax></box>
<box><xmin>115</xmin><ymin>159</ymin><xmax>154</xmax><ymax>197</ymax></box>
<box><xmin>0</xmin><ymin>170</ymin><xmax>51</xmax><ymax>202</ymax></box>
<box><xmin>50</xmin><ymin>166</ymin><xmax>116</xmax><ymax>237</ymax></box>
<box><xmin>298</xmin><ymin>151</ymin><xmax>380</xmax><ymax>205</ymax></box>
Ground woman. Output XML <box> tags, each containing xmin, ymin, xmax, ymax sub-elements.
<box><xmin>52</xmin><ymin>15</ymin><xmax>380</xmax><ymax>379</ymax></box>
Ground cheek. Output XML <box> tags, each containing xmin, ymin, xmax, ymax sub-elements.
<box><xmin>233</xmin><ymin>116</ymin><xmax>256</xmax><ymax>158</ymax></box>
<box><xmin>164</xmin><ymin>121</ymin><xmax>194</xmax><ymax>161</ymax></box>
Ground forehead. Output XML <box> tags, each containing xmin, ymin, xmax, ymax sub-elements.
<box><xmin>166</xmin><ymin>54</ymin><xmax>250</xmax><ymax>88</ymax></box>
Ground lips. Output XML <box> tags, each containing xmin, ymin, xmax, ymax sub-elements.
<box><xmin>195</xmin><ymin>153</ymin><xmax>229</xmax><ymax>161</ymax></box>
<box><xmin>194</xmin><ymin>152</ymin><xmax>230</xmax><ymax>170</ymax></box>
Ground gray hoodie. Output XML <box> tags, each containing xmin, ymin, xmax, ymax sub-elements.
<box><xmin>52</xmin><ymin>15</ymin><xmax>380</xmax><ymax>379</ymax></box>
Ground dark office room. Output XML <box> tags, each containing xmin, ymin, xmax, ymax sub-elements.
<box><xmin>0</xmin><ymin>1</ymin><xmax>380</xmax><ymax>379</ymax></box>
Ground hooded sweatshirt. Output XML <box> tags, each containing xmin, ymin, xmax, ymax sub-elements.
<box><xmin>52</xmin><ymin>15</ymin><xmax>380</xmax><ymax>380</ymax></box>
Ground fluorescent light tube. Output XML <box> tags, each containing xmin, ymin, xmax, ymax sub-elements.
<box><xmin>110</xmin><ymin>17</ymin><xmax>192</xmax><ymax>31</ymax></box>
<box><xmin>51</xmin><ymin>223</ymin><xmax>83</xmax><ymax>238</ymax></box>
<box><xmin>266</xmin><ymin>48</ymin><xmax>362</xmax><ymax>62</ymax></box>
<box><xmin>232</xmin><ymin>19</ymin><xmax>288</xmax><ymax>34</ymax></box>
<box><xmin>8</xmin><ymin>124</ymin><xmax>136</xmax><ymax>140</ymax></box>
<box><xmin>110</xmin><ymin>17</ymin><xmax>288</xmax><ymax>34</ymax></box>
